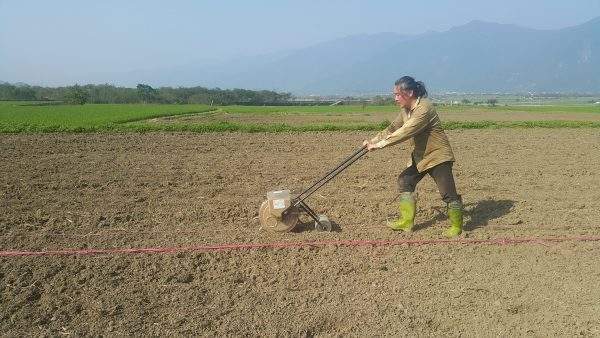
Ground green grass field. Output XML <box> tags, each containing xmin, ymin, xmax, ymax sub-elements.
<box><xmin>439</xmin><ymin>104</ymin><xmax>600</xmax><ymax>114</ymax></box>
<box><xmin>218</xmin><ymin>105</ymin><xmax>399</xmax><ymax>114</ymax></box>
<box><xmin>220</xmin><ymin>104</ymin><xmax>600</xmax><ymax>115</ymax></box>
<box><xmin>1</xmin><ymin>101</ymin><xmax>600</xmax><ymax>133</ymax></box>
<box><xmin>0</xmin><ymin>101</ymin><xmax>215</xmax><ymax>132</ymax></box>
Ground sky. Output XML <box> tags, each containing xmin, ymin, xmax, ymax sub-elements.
<box><xmin>1</xmin><ymin>0</ymin><xmax>600</xmax><ymax>86</ymax></box>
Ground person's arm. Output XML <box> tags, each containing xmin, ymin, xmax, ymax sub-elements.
<box><xmin>371</xmin><ymin>105</ymin><xmax>433</xmax><ymax>149</ymax></box>
<box><xmin>367</xmin><ymin>113</ymin><xmax>404</xmax><ymax>145</ymax></box>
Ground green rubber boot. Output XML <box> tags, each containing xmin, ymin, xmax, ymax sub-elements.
<box><xmin>387</xmin><ymin>192</ymin><xmax>416</xmax><ymax>232</ymax></box>
<box><xmin>444</xmin><ymin>200</ymin><xmax>463</xmax><ymax>238</ymax></box>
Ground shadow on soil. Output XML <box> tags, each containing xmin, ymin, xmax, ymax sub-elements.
<box><xmin>416</xmin><ymin>198</ymin><xmax>515</xmax><ymax>231</ymax></box>
<box><xmin>464</xmin><ymin>199</ymin><xmax>515</xmax><ymax>230</ymax></box>
<box><xmin>291</xmin><ymin>199</ymin><xmax>514</xmax><ymax>233</ymax></box>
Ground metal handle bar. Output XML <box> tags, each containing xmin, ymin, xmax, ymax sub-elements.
<box><xmin>294</xmin><ymin>145</ymin><xmax>368</xmax><ymax>204</ymax></box>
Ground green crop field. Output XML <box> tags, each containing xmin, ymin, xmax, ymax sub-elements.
<box><xmin>0</xmin><ymin>101</ymin><xmax>215</xmax><ymax>133</ymax></box>
<box><xmin>217</xmin><ymin>105</ymin><xmax>399</xmax><ymax>114</ymax></box>
<box><xmin>438</xmin><ymin>104</ymin><xmax>600</xmax><ymax>114</ymax></box>
<box><xmin>220</xmin><ymin>104</ymin><xmax>600</xmax><ymax>115</ymax></box>
<box><xmin>1</xmin><ymin>101</ymin><xmax>600</xmax><ymax>133</ymax></box>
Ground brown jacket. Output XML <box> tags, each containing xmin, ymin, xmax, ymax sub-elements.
<box><xmin>370</xmin><ymin>97</ymin><xmax>455</xmax><ymax>172</ymax></box>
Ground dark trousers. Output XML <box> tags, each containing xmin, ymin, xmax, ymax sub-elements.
<box><xmin>398</xmin><ymin>160</ymin><xmax>460</xmax><ymax>204</ymax></box>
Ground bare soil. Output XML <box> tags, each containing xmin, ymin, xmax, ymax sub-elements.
<box><xmin>1</xmin><ymin>129</ymin><xmax>600</xmax><ymax>336</ymax></box>
<box><xmin>148</xmin><ymin>109</ymin><xmax>600</xmax><ymax>126</ymax></box>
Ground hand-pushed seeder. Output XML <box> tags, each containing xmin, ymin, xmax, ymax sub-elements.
<box><xmin>259</xmin><ymin>145</ymin><xmax>368</xmax><ymax>232</ymax></box>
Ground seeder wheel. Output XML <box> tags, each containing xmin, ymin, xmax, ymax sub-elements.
<box><xmin>258</xmin><ymin>200</ymin><xmax>299</xmax><ymax>232</ymax></box>
<box><xmin>314</xmin><ymin>215</ymin><xmax>332</xmax><ymax>232</ymax></box>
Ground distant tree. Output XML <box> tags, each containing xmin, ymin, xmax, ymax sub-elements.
<box><xmin>461</xmin><ymin>99</ymin><xmax>471</xmax><ymax>104</ymax></box>
<box><xmin>137</xmin><ymin>83</ymin><xmax>158</xmax><ymax>103</ymax></box>
<box><xmin>64</xmin><ymin>84</ymin><xmax>89</xmax><ymax>105</ymax></box>
<box><xmin>0</xmin><ymin>82</ymin><xmax>293</xmax><ymax>105</ymax></box>
<box><xmin>0</xmin><ymin>83</ymin><xmax>16</xmax><ymax>100</ymax></box>
<box><xmin>372</xmin><ymin>95</ymin><xmax>394</xmax><ymax>105</ymax></box>
<box><xmin>487</xmin><ymin>98</ymin><xmax>498</xmax><ymax>106</ymax></box>
<box><xmin>0</xmin><ymin>84</ymin><xmax>37</xmax><ymax>100</ymax></box>
<box><xmin>15</xmin><ymin>85</ymin><xmax>37</xmax><ymax>100</ymax></box>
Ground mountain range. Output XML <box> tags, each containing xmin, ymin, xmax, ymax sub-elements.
<box><xmin>97</xmin><ymin>17</ymin><xmax>600</xmax><ymax>94</ymax></box>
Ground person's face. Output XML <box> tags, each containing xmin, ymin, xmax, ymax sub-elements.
<box><xmin>393</xmin><ymin>85</ymin><xmax>414</xmax><ymax>109</ymax></box>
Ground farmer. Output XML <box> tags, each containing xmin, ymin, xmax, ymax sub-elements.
<box><xmin>363</xmin><ymin>76</ymin><xmax>463</xmax><ymax>238</ymax></box>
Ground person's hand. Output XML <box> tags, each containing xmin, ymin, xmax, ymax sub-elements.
<box><xmin>363</xmin><ymin>140</ymin><xmax>379</xmax><ymax>151</ymax></box>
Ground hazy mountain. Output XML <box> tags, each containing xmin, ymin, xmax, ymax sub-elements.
<box><xmin>99</xmin><ymin>17</ymin><xmax>600</xmax><ymax>94</ymax></box>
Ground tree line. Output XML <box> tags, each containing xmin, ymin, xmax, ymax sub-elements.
<box><xmin>0</xmin><ymin>83</ymin><xmax>292</xmax><ymax>105</ymax></box>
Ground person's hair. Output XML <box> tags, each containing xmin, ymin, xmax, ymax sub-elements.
<box><xmin>394</xmin><ymin>76</ymin><xmax>428</xmax><ymax>98</ymax></box>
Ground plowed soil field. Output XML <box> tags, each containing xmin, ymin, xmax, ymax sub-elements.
<box><xmin>1</xmin><ymin>129</ymin><xmax>600</xmax><ymax>336</ymax></box>
<box><xmin>148</xmin><ymin>109</ymin><xmax>600</xmax><ymax>126</ymax></box>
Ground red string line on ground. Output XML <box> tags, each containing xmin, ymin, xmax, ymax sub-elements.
<box><xmin>2</xmin><ymin>224</ymin><xmax>598</xmax><ymax>239</ymax></box>
<box><xmin>1</xmin><ymin>235</ymin><xmax>600</xmax><ymax>257</ymax></box>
